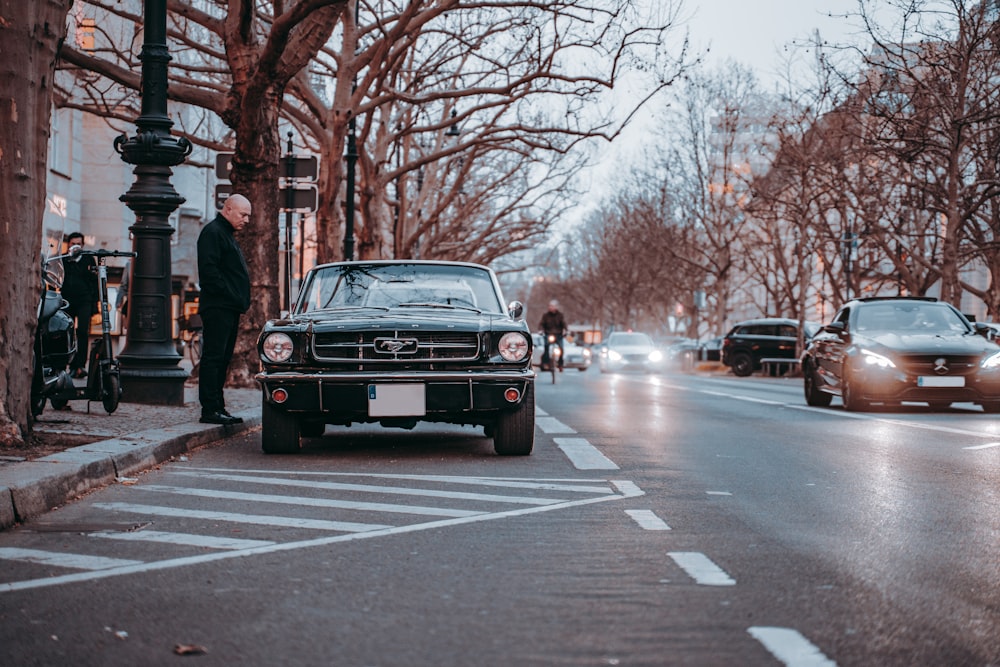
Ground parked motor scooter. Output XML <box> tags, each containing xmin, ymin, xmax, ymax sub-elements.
<box><xmin>49</xmin><ymin>248</ymin><xmax>136</xmax><ymax>414</ymax></box>
<box><xmin>31</xmin><ymin>248</ymin><xmax>79</xmax><ymax>417</ymax></box>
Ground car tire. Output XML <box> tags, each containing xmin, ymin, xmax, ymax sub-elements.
<box><xmin>981</xmin><ymin>401</ymin><xmax>1000</xmax><ymax>414</ymax></box>
<box><xmin>803</xmin><ymin>360</ymin><xmax>832</xmax><ymax>407</ymax></box>
<box><xmin>493</xmin><ymin>382</ymin><xmax>534</xmax><ymax>456</ymax></box>
<box><xmin>842</xmin><ymin>371</ymin><xmax>868</xmax><ymax>412</ymax></box>
<box><xmin>731</xmin><ymin>352</ymin><xmax>753</xmax><ymax>377</ymax></box>
<box><xmin>262</xmin><ymin>399</ymin><xmax>301</xmax><ymax>454</ymax></box>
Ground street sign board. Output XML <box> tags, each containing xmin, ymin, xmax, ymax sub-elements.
<box><xmin>214</xmin><ymin>183</ymin><xmax>233</xmax><ymax>209</ymax></box>
<box><xmin>280</xmin><ymin>185</ymin><xmax>318</xmax><ymax>212</ymax></box>
<box><xmin>215</xmin><ymin>152</ymin><xmax>319</xmax><ymax>181</ymax></box>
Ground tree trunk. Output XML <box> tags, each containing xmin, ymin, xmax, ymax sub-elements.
<box><xmin>0</xmin><ymin>0</ymin><xmax>71</xmax><ymax>447</ymax></box>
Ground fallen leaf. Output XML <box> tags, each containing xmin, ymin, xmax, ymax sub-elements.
<box><xmin>174</xmin><ymin>644</ymin><xmax>208</xmax><ymax>656</ymax></box>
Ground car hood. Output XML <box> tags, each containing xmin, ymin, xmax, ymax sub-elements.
<box><xmin>609</xmin><ymin>344</ymin><xmax>654</xmax><ymax>354</ymax></box>
<box><xmin>858</xmin><ymin>331</ymin><xmax>998</xmax><ymax>355</ymax></box>
<box><xmin>271</xmin><ymin>308</ymin><xmax>521</xmax><ymax>333</ymax></box>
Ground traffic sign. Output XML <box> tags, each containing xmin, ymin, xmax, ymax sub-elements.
<box><xmin>280</xmin><ymin>185</ymin><xmax>318</xmax><ymax>212</ymax></box>
<box><xmin>214</xmin><ymin>183</ymin><xmax>233</xmax><ymax>209</ymax></box>
<box><xmin>215</xmin><ymin>152</ymin><xmax>319</xmax><ymax>181</ymax></box>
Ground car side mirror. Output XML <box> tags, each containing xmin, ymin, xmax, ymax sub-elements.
<box><xmin>973</xmin><ymin>322</ymin><xmax>995</xmax><ymax>340</ymax></box>
<box><xmin>507</xmin><ymin>300</ymin><xmax>524</xmax><ymax>319</ymax></box>
<box><xmin>824</xmin><ymin>321</ymin><xmax>846</xmax><ymax>335</ymax></box>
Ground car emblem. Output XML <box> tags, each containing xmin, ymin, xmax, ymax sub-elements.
<box><xmin>934</xmin><ymin>357</ymin><xmax>949</xmax><ymax>375</ymax></box>
<box><xmin>374</xmin><ymin>337</ymin><xmax>418</xmax><ymax>354</ymax></box>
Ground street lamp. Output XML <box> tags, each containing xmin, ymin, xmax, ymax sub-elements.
<box><xmin>113</xmin><ymin>0</ymin><xmax>191</xmax><ymax>405</ymax></box>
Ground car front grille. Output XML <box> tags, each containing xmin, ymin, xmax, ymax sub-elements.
<box><xmin>897</xmin><ymin>354</ymin><xmax>980</xmax><ymax>376</ymax></box>
<box><xmin>313</xmin><ymin>331</ymin><xmax>481</xmax><ymax>362</ymax></box>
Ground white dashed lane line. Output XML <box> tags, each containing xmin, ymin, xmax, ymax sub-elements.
<box><xmin>554</xmin><ymin>437</ymin><xmax>620</xmax><ymax>470</ymax></box>
<box><xmin>625</xmin><ymin>509</ymin><xmax>671</xmax><ymax>530</ymax></box>
<box><xmin>748</xmin><ymin>626</ymin><xmax>837</xmax><ymax>667</ymax></box>
<box><xmin>668</xmin><ymin>551</ymin><xmax>736</xmax><ymax>586</ymax></box>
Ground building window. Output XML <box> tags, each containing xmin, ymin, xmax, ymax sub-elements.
<box><xmin>77</xmin><ymin>17</ymin><xmax>96</xmax><ymax>51</ymax></box>
<box><xmin>49</xmin><ymin>107</ymin><xmax>73</xmax><ymax>178</ymax></box>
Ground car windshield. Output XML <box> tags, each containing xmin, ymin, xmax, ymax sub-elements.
<box><xmin>608</xmin><ymin>333</ymin><xmax>653</xmax><ymax>347</ymax></box>
<box><xmin>855</xmin><ymin>302</ymin><xmax>970</xmax><ymax>334</ymax></box>
<box><xmin>297</xmin><ymin>263</ymin><xmax>504</xmax><ymax>314</ymax></box>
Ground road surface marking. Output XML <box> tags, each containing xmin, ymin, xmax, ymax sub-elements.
<box><xmin>164</xmin><ymin>473</ymin><xmax>563</xmax><ymax>506</ymax></box>
<box><xmin>554</xmin><ymin>437</ymin><xmax>620</xmax><ymax>470</ymax></box>
<box><xmin>1</xmin><ymin>478</ymin><xmax>644</xmax><ymax>593</ymax></box>
<box><xmin>706</xmin><ymin>491</ymin><xmax>733</xmax><ymax>496</ymax></box>
<box><xmin>536</xmin><ymin>416</ymin><xmax>576</xmax><ymax>434</ymax></box>
<box><xmin>93</xmin><ymin>502</ymin><xmax>406</xmax><ymax>529</ymax></box>
<box><xmin>668</xmin><ymin>551</ymin><xmax>735</xmax><ymax>586</ymax></box>
<box><xmin>0</xmin><ymin>548</ymin><xmax>143</xmax><ymax>571</ymax></box>
<box><xmin>747</xmin><ymin>627</ymin><xmax>837</xmax><ymax>667</ymax></box>
<box><xmin>92</xmin><ymin>530</ymin><xmax>274</xmax><ymax>550</ymax></box>
<box><xmin>964</xmin><ymin>442</ymin><xmax>1000</xmax><ymax>450</ymax></box>
<box><xmin>625</xmin><ymin>509</ymin><xmax>670</xmax><ymax>530</ymax></box>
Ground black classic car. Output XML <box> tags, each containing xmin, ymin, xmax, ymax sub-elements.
<box><xmin>801</xmin><ymin>296</ymin><xmax>1000</xmax><ymax>412</ymax></box>
<box><xmin>256</xmin><ymin>261</ymin><xmax>535</xmax><ymax>454</ymax></box>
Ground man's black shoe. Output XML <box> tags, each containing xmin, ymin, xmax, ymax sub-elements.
<box><xmin>220</xmin><ymin>410</ymin><xmax>244</xmax><ymax>424</ymax></box>
<box><xmin>200</xmin><ymin>411</ymin><xmax>238</xmax><ymax>425</ymax></box>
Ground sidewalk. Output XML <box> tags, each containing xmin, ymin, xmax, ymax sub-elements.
<box><xmin>0</xmin><ymin>363</ymin><xmax>260</xmax><ymax>531</ymax></box>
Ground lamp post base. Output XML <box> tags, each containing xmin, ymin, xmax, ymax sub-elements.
<box><xmin>120</xmin><ymin>367</ymin><xmax>188</xmax><ymax>406</ymax></box>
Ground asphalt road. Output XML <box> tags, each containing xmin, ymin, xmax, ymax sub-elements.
<box><xmin>1</xmin><ymin>369</ymin><xmax>999</xmax><ymax>666</ymax></box>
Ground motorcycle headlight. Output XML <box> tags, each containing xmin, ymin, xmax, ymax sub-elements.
<box><xmin>262</xmin><ymin>332</ymin><xmax>294</xmax><ymax>362</ymax></box>
<box><xmin>861</xmin><ymin>348</ymin><xmax>896</xmax><ymax>369</ymax></box>
<box><xmin>499</xmin><ymin>332</ymin><xmax>530</xmax><ymax>362</ymax></box>
<box><xmin>982</xmin><ymin>350</ymin><xmax>1000</xmax><ymax>370</ymax></box>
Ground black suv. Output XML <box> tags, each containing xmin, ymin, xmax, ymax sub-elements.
<box><xmin>722</xmin><ymin>317</ymin><xmax>821</xmax><ymax>377</ymax></box>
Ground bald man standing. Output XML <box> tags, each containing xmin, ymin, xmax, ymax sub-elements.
<box><xmin>197</xmin><ymin>194</ymin><xmax>252</xmax><ymax>425</ymax></box>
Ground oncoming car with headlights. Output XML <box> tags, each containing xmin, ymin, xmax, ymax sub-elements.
<box><xmin>598</xmin><ymin>331</ymin><xmax>664</xmax><ymax>373</ymax></box>
<box><xmin>801</xmin><ymin>296</ymin><xmax>1000</xmax><ymax>412</ymax></box>
<box><xmin>256</xmin><ymin>261</ymin><xmax>535</xmax><ymax>455</ymax></box>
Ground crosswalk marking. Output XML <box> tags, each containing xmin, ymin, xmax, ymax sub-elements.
<box><xmin>92</xmin><ymin>503</ymin><xmax>396</xmax><ymax>531</ymax></box>
<box><xmin>0</xmin><ymin>547</ymin><xmax>143</xmax><ymax>571</ymax></box>
<box><xmin>139</xmin><ymin>485</ymin><xmax>483</xmax><ymax>517</ymax></box>
<box><xmin>91</xmin><ymin>530</ymin><xmax>274</xmax><ymax>550</ymax></box>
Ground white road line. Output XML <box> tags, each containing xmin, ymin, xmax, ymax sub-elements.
<box><xmin>611</xmin><ymin>481</ymin><xmax>643</xmax><ymax>496</ymax></box>
<box><xmin>554</xmin><ymin>437</ymin><xmax>620</xmax><ymax>470</ymax></box>
<box><xmin>92</xmin><ymin>502</ymin><xmax>401</xmax><ymax>530</ymax></box>
<box><xmin>668</xmin><ymin>551</ymin><xmax>736</xmax><ymax>586</ymax></box>
<box><xmin>747</xmin><ymin>627</ymin><xmax>837</xmax><ymax>667</ymax></box>
<box><xmin>625</xmin><ymin>509</ymin><xmax>670</xmax><ymax>530</ymax></box>
<box><xmin>1</xmin><ymin>479</ymin><xmax>644</xmax><ymax>593</ymax></box>
<box><xmin>0</xmin><ymin>547</ymin><xmax>143</xmax><ymax>571</ymax></box>
<box><xmin>536</xmin><ymin>407</ymin><xmax>549</xmax><ymax>417</ymax></box>
<box><xmin>138</xmin><ymin>486</ymin><xmax>477</xmax><ymax>518</ymax></box>
<box><xmin>536</xmin><ymin>416</ymin><xmax>576</xmax><ymax>434</ymax></box>
<box><xmin>706</xmin><ymin>491</ymin><xmax>733</xmax><ymax>496</ymax></box>
<box><xmin>166</xmin><ymin>473</ymin><xmax>562</xmax><ymax>506</ymax></box>
<box><xmin>964</xmin><ymin>442</ymin><xmax>1000</xmax><ymax>450</ymax></box>
<box><xmin>91</xmin><ymin>530</ymin><xmax>274</xmax><ymax>550</ymax></box>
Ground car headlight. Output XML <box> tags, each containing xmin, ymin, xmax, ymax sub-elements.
<box><xmin>499</xmin><ymin>332</ymin><xmax>530</xmax><ymax>362</ymax></box>
<box><xmin>583</xmin><ymin>348</ymin><xmax>591</xmax><ymax>359</ymax></box>
<box><xmin>982</xmin><ymin>350</ymin><xmax>1000</xmax><ymax>370</ymax></box>
<box><xmin>860</xmin><ymin>348</ymin><xmax>895</xmax><ymax>369</ymax></box>
<box><xmin>608</xmin><ymin>350</ymin><xmax>622</xmax><ymax>361</ymax></box>
<box><xmin>648</xmin><ymin>350</ymin><xmax>663</xmax><ymax>362</ymax></box>
<box><xmin>262</xmin><ymin>332</ymin><xmax>294</xmax><ymax>362</ymax></box>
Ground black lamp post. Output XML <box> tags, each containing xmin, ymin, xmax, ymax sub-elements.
<box><xmin>113</xmin><ymin>0</ymin><xmax>191</xmax><ymax>405</ymax></box>
<box><xmin>344</xmin><ymin>112</ymin><xmax>357</xmax><ymax>261</ymax></box>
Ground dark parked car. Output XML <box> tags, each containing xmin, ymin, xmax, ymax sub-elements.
<box><xmin>801</xmin><ymin>296</ymin><xmax>1000</xmax><ymax>412</ymax></box>
<box><xmin>256</xmin><ymin>261</ymin><xmax>535</xmax><ymax>454</ymax></box>
<box><xmin>722</xmin><ymin>318</ymin><xmax>821</xmax><ymax>376</ymax></box>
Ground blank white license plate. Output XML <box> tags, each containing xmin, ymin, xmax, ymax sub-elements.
<box><xmin>368</xmin><ymin>384</ymin><xmax>425</xmax><ymax>417</ymax></box>
<box><xmin>917</xmin><ymin>376</ymin><xmax>965</xmax><ymax>388</ymax></box>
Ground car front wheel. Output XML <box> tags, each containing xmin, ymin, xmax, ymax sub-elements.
<box><xmin>731</xmin><ymin>352</ymin><xmax>753</xmax><ymax>377</ymax></box>
<box><xmin>262</xmin><ymin>399</ymin><xmax>301</xmax><ymax>454</ymax></box>
<box><xmin>842</xmin><ymin>371</ymin><xmax>868</xmax><ymax>412</ymax></box>
<box><xmin>803</xmin><ymin>360</ymin><xmax>832</xmax><ymax>407</ymax></box>
<box><xmin>493</xmin><ymin>382</ymin><xmax>534</xmax><ymax>456</ymax></box>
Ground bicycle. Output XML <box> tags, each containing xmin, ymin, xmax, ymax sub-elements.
<box><xmin>541</xmin><ymin>333</ymin><xmax>561</xmax><ymax>384</ymax></box>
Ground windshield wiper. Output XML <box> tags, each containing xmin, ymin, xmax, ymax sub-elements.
<box><xmin>397</xmin><ymin>302</ymin><xmax>482</xmax><ymax>313</ymax></box>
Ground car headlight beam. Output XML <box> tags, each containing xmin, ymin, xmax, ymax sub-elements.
<box><xmin>262</xmin><ymin>332</ymin><xmax>294</xmax><ymax>362</ymax></box>
<box><xmin>860</xmin><ymin>348</ymin><xmax>895</xmax><ymax>369</ymax></box>
<box><xmin>499</xmin><ymin>332</ymin><xmax>530</xmax><ymax>362</ymax></box>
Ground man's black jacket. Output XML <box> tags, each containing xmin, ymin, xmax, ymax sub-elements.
<box><xmin>197</xmin><ymin>213</ymin><xmax>251</xmax><ymax>314</ymax></box>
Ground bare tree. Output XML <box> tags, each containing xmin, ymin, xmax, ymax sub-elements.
<box><xmin>0</xmin><ymin>0</ymin><xmax>73</xmax><ymax>447</ymax></box>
